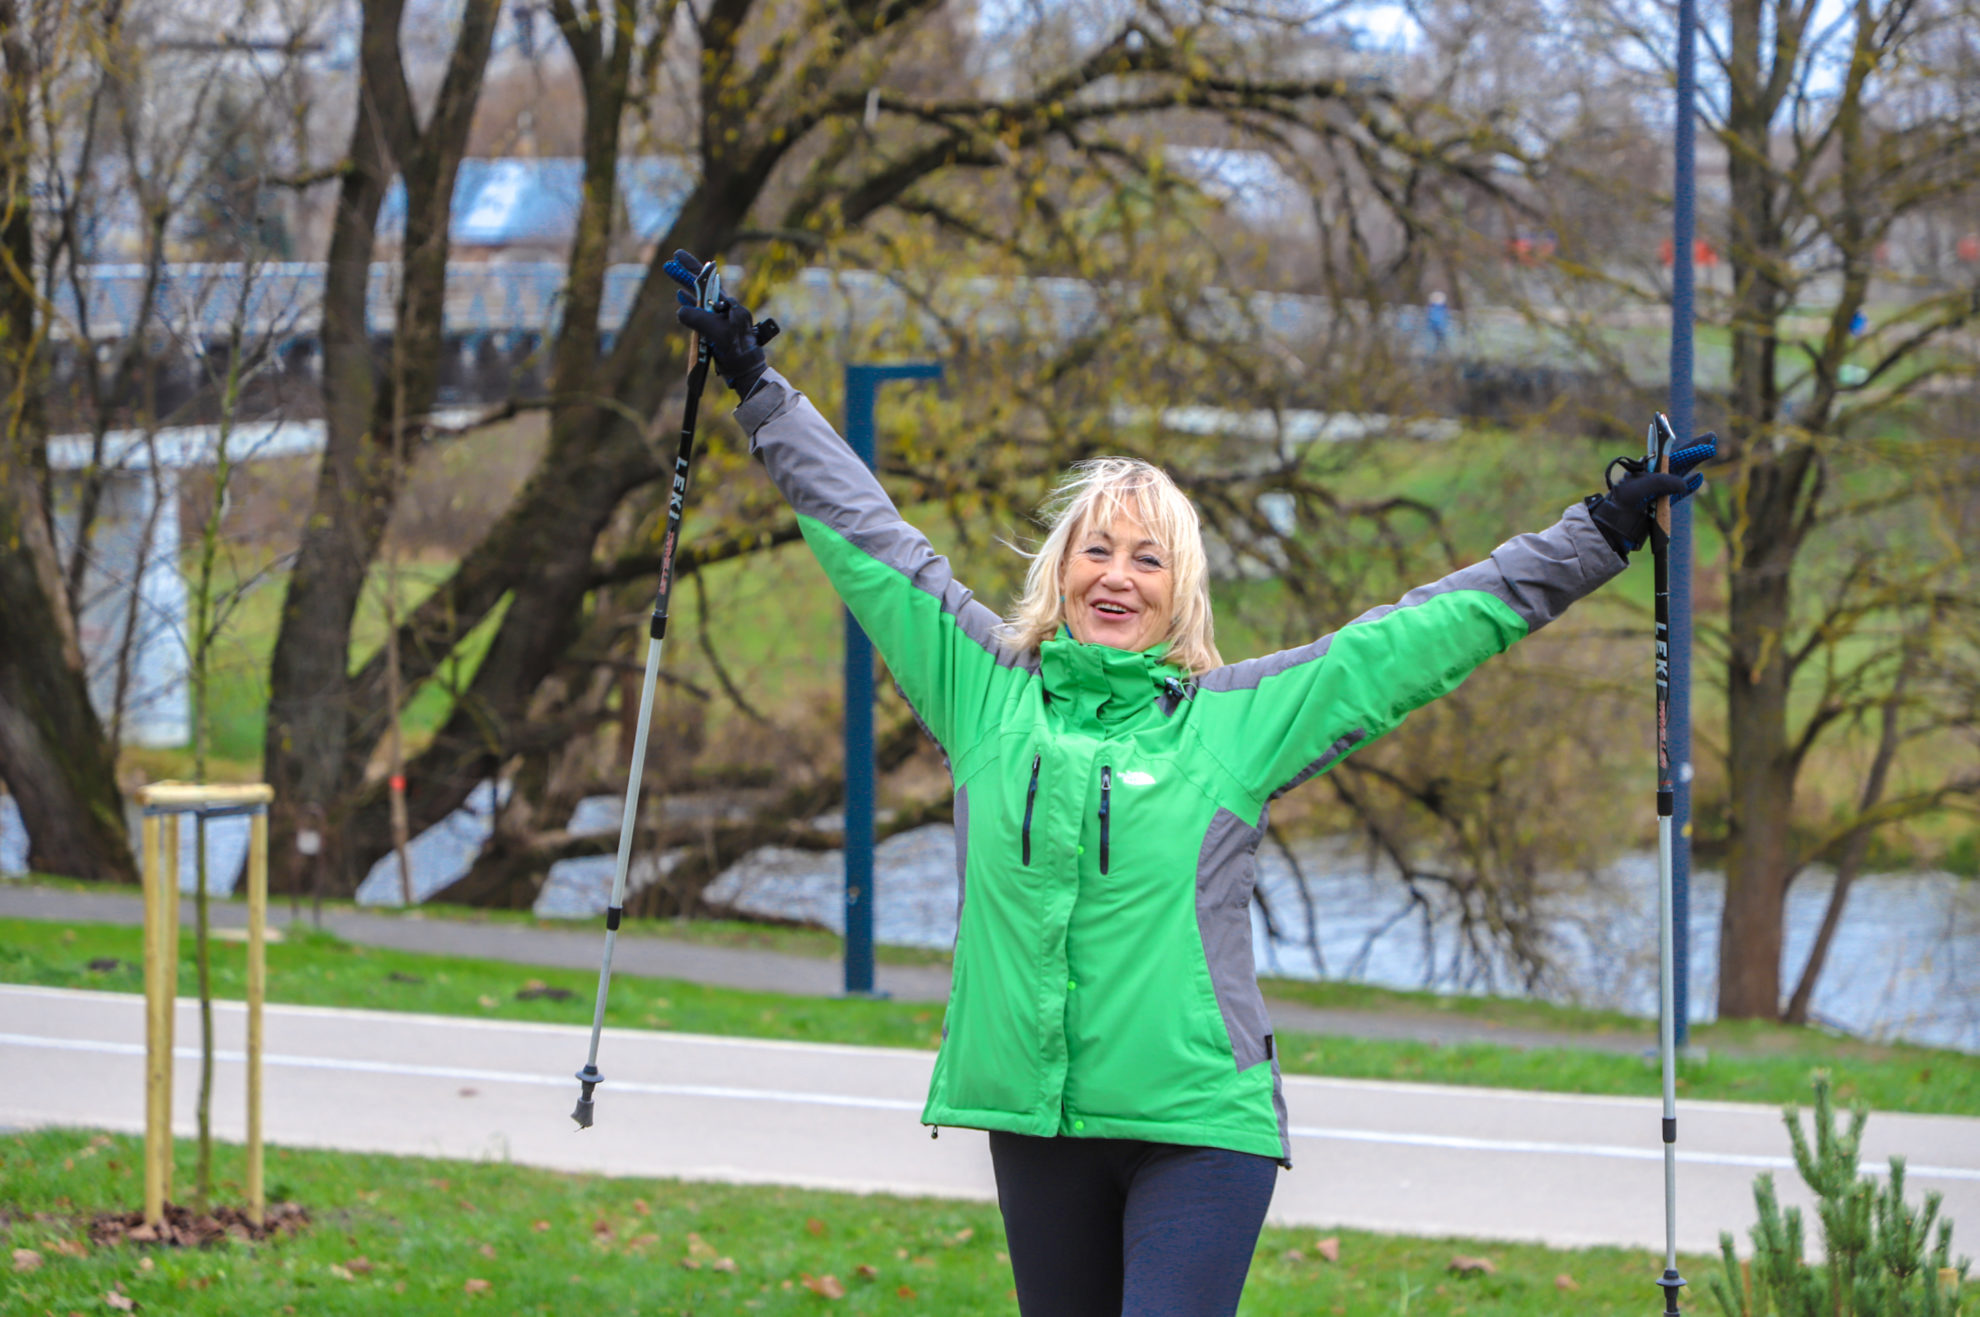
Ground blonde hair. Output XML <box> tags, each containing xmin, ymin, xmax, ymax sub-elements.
<box><xmin>1005</xmin><ymin>458</ymin><xmax>1222</xmax><ymax>676</ymax></box>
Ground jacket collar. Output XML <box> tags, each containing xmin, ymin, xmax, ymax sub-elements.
<box><xmin>1039</xmin><ymin>627</ymin><xmax>1178</xmax><ymax>728</ymax></box>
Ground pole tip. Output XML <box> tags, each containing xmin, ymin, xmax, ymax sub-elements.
<box><xmin>572</xmin><ymin>1065</ymin><xmax>602</xmax><ymax>1129</ymax></box>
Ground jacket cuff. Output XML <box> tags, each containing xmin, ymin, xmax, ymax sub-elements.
<box><xmin>1563</xmin><ymin>498</ymin><xmax>1629</xmax><ymax>577</ymax></box>
<box><xmin>733</xmin><ymin>367</ymin><xmax>802</xmax><ymax>445</ymax></box>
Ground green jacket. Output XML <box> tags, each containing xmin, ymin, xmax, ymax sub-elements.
<box><xmin>736</xmin><ymin>370</ymin><xmax>1626</xmax><ymax>1163</ymax></box>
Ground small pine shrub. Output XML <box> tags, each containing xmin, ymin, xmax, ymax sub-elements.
<box><xmin>1708</xmin><ymin>1077</ymin><xmax>1970</xmax><ymax>1316</ymax></box>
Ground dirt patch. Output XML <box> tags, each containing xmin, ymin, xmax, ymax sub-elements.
<box><xmin>89</xmin><ymin>1201</ymin><xmax>309</xmax><ymax>1248</ymax></box>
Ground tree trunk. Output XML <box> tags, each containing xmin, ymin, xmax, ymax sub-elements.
<box><xmin>0</xmin><ymin>0</ymin><xmax>135</xmax><ymax>884</ymax></box>
<box><xmin>1717</xmin><ymin>519</ymin><xmax>1796</xmax><ymax>1018</ymax></box>
<box><xmin>262</xmin><ymin>87</ymin><xmax>391</xmax><ymax>894</ymax></box>
<box><xmin>0</xmin><ymin>531</ymin><xmax>137</xmax><ymax>882</ymax></box>
<box><xmin>1713</xmin><ymin>0</ymin><xmax>1805</xmax><ymax>1021</ymax></box>
<box><xmin>263</xmin><ymin>0</ymin><xmax>498</xmax><ymax>893</ymax></box>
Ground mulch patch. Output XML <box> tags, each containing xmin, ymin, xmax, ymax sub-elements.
<box><xmin>89</xmin><ymin>1201</ymin><xmax>309</xmax><ymax>1248</ymax></box>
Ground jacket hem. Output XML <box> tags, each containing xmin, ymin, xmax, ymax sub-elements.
<box><xmin>921</xmin><ymin>1105</ymin><xmax>1288</xmax><ymax>1164</ymax></box>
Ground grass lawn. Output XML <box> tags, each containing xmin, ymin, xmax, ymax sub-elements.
<box><xmin>5</xmin><ymin>915</ymin><xmax>1976</xmax><ymax>1117</ymax></box>
<box><xmin>1</xmin><ymin>1126</ymin><xmax>1718</xmax><ymax>1315</ymax></box>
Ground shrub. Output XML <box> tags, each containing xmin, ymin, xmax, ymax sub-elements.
<box><xmin>1708</xmin><ymin>1078</ymin><xmax>1970</xmax><ymax>1316</ymax></box>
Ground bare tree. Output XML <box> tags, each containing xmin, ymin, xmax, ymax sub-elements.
<box><xmin>258</xmin><ymin>0</ymin><xmax>1522</xmax><ymax>906</ymax></box>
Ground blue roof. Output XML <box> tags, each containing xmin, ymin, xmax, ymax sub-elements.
<box><xmin>380</xmin><ymin>156</ymin><xmax>695</xmax><ymax>246</ymax></box>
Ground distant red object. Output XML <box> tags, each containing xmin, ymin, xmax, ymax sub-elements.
<box><xmin>1659</xmin><ymin>237</ymin><xmax>1719</xmax><ymax>268</ymax></box>
<box><xmin>1958</xmin><ymin>234</ymin><xmax>1980</xmax><ymax>263</ymax></box>
<box><xmin>1509</xmin><ymin>232</ymin><xmax>1558</xmax><ymax>265</ymax></box>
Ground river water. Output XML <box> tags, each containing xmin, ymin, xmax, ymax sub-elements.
<box><xmin>6</xmin><ymin>792</ymin><xmax>1974</xmax><ymax>1051</ymax></box>
<box><xmin>690</xmin><ymin>822</ymin><xmax>1980</xmax><ymax>1054</ymax></box>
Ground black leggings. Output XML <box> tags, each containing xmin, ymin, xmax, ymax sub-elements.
<box><xmin>988</xmin><ymin>1131</ymin><xmax>1279</xmax><ymax>1317</ymax></box>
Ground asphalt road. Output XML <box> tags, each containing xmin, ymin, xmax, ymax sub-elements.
<box><xmin>7</xmin><ymin>984</ymin><xmax>1979</xmax><ymax>1255</ymax></box>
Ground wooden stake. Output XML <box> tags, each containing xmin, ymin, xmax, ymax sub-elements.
<box><xmin>141</xmin><ymin>813</ymin><xmax>166</xmax><ymax>1227</ymax></box>
<box><xmin>247</xmin><ymin>809</ymin><xmax>267</xmax><ymax>1226</ymax></box>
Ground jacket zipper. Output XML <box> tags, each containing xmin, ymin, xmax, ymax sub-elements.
<box><xmin>1098</xmin><ymin>764</ymin><xmax>1112</xmax><ymax>874</ymax></box>
<box><xmin>1021</xmin><ymin>755</ymin><xmax>1041</xmax><ymax>865</ymax></box>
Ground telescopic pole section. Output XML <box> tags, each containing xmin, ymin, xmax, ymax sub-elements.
<box><xmin>573</xmin><ymin>286</ymin><xmax>717</xmax><ymax>1128</ymax></box>
<box><xmin>1651</xmin><ymin>415</ymin><xmax>1685</xmax><ymax>1315</ymax></box>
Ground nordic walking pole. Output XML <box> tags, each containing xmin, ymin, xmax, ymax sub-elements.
<box><xmin>1650</xmin><ymin>411</ymin><xmax>1685</xmax><ymax>1315</ymax></box>
<box><xmin>571</xmin><ymin>257</ymin><xmax>721</xmax><ymax>1130</ymax></box>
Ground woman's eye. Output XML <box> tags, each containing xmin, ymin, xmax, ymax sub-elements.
<box><xmin>1137</xmin><ymin>555</ymin><xmax>1164</xmax><ymax>569</ymax></box>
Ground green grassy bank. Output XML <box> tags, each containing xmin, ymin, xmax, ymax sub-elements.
<box><xmin>1</xmin><ymin>1127</ymin><xmax>1715</xmax><ymax>1315</ymax></box>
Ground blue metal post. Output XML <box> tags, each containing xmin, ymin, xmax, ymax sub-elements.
<box><xmin>842</xmin><ymin>362</ymin><xmax>944</xmax><ymax>997</ymax></box>
<box><xmin>1670</xmin><ymin>0</ymin><xmax>1698</xmax><ymax>1046</ymax></box>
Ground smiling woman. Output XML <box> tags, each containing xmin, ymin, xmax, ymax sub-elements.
<box><xmin>669</xmin><ymin>251</ymin><xmax>1694</xmax><ymax>1317</ymax></box>
<box><xmin>1002</xmin><ymin>458</ymin><xmax>1220</xmax><ymax>674</ymax></box>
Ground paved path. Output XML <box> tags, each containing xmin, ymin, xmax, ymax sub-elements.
<box><xmin>6</xmin><ymin>985</ymin><xmax>1978</xmax><ymax>1254</ymax></box>
<box><xmin>0</xmin><ymin>883</ymin><xmax>1654</xmax><ymax>1052</ymax></box>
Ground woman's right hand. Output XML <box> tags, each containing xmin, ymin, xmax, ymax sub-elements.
<box><xmin>664</xmin><ymin>249</ymin><xmax>773</xmax><ymax>398</ymax></box>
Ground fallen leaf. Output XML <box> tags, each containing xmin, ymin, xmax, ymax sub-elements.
<box><xmin>855</xmin><ymin>1264</ymin><xmax>879</xmax><ymax>1280</ymax></box>
<box><xmin>1449</xmin><ymin>1255</ymin><xmax>1496</xmax><ymax>1276</ymax></box>
<box><xmin>953</xmin><ymin>1227</ymin><xmax>975</xmax><ymax>1245</ymax></box>
<box><xmin>592</xmin><ymin>1219</ymin><xmax>615</xmax><ymax>1239</ymax></box>
<box><xmin>532</xmin><ymin>1220</ymin><xmax>551</xmax><ymax>1233</ymax></box>
<box><xmin>347</xmin><ymin>1257</ymin><xmax>374</xmax><ymax>1275</ymax></box>
<box><xmin>712</xmin><ymin>1257</ymin><xmax>737</xmax><ymax>1273</ymax></box>
<box><xmin>327</xmin><ymin>1264</ymin><xmax>355</xmax><ymax>1281</ymax></box>
<box><xmin>1284</xmin><ymin>1249</ymin><xmax>1305</xmax><ymax>1264</ymax></box>
<box><xmin>679</xmin><ymin>1258</ymin><xmax>702</xmax><ymax>1271</ymax></box>
<box><xmin>478</xmin><ymin>1243</ymin><xmax>496</xmax><ymax>1259</ymax></box>
<box><xmin>1316</xmin><ymin>1236</ymin><xmax>1341</xmax><ymax>1263</ymax></box>
<box><xmin>633</xmin><ymin>1198</ymin><xmax>651</xmax><ymax>1216</ymax></box>
<box><xmin>896</xmin><ymin>1286</ymin><xmax>917</xmax><ymax>1300</ymax></box>
<box><xmin>53</xmin><ymin>1238</ymin><xmax>89</xmax><ymax>1257</ymax></box>
<box><xmin>801</xmin><ymin>1273</ymin><xmax>847</xmax><ymax>1299</ymax></box>
<box><xmin>686</xmin><ymin>1232</ymin><xmax>718</xmax><ymax>1260</ymax></box>
<box><xmin>10</xmin><ymin>1248</ymin><xmax>41</xmax><ymax>1272</ymax></box>
<box><xmin>1556</xmin><ymin>1274</ymin><xmax>1580</xmax><ymax>1291</ymax></box>
<box><xmin>626</xmin><ymin>1233</ymin><xmax>658</xmax><ymax>1251</ymax></box>
<box><xmin>805</xmin><ymin>1217</ymin><xmax>827</xmax><ymax>1237</ymax></box>
<box><xmin>477</xmin><ymin>995</ymin><xmax>498</xmax><ymax>1008</ymax></box>
<box><xmin>105</xmin><ymin>1293</ymin><xmax>136</xmax><ymax>1312</ymax></box>
<box><xmin>524</xmin><ymin>978</ymin><xmax>547</xmax><ymax>990</ymax></box>
<box><xmin>463</xmin><ymin>1277</ymin><xmax>492</xmax><ymax>1294</ymax></box>
<box><xmin>137</xmin><ymin>1258</ymin><xmax>153</xmax><ymax>1272</ymax></box>
<box><xmin>895</xmin><ymin>1248</ymin><xmax>908</xmax><ymax>1260</ymax></box>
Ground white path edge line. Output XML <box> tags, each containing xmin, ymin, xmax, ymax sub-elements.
<box><xmin>0</xmin><ymin>1034</ymin><xmax>926</xmax><ymax>1113</ymax></box>
<box><xmin>7</xmin><ymin>1032</ymin><xmax>1978</xmax><ymax>1184</ymax></box>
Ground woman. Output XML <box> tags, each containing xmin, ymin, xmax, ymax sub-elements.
<box><xmin>671</xmin><ymin>255</ymin><xmax>1693</xmax><ymax>1316</ymax></box>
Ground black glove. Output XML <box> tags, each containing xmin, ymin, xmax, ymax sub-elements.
<box><xmin>1584</xmin><ymin>451</ymin><xmax>1710</xmax><ymax>554</ymax></box>
<box><xmin>663</xmin><ymin>249</ymin><xmax>774</xmax><ymax>399</ymax></box>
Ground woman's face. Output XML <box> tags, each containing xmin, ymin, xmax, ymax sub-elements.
<box><xmin>1062</xmin><ymin>509</ymin><xmax>1174</xmax><ymax>653</ymax></box>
